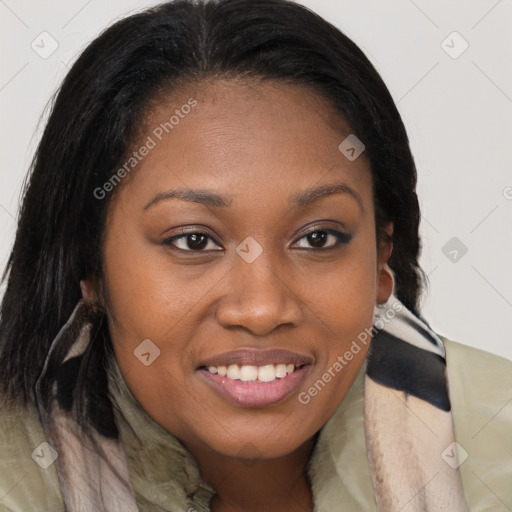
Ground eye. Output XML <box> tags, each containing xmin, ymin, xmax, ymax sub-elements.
<box><xmin>292</xmin><ymin>228</ymin><xmax>353</xmax><ymax>250</ymax></box>
<box><xmin>162</xmin><ymin>231</ymin><xmax>223</xmax><ymax>252</ymax></box>
<box><xmin>162</xmin><ymin>226</ymin><xmax>353</xmax><ymax>253</ymax></box>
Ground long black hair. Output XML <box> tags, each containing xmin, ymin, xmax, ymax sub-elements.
<box><xmin>0</xmin><ymin>0</ymin><xmax>425</xmax><ymax>431</ymax></box>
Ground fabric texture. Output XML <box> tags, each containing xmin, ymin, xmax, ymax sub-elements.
<box><xmin>364</xmin><ymin>302</ymin><xmax>467</xmax><ymax>511</ymax></box>
<box><xmin>1</xmin><ymin>333</ymin><xmax>512</xmax><ymax>510</ymax></box>
<box><xmin>25</xmin><ymin>289</ymin><xmax>472</xmax><ymax>511</ymax></box>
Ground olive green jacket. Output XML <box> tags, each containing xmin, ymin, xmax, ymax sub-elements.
<box><xmin>1</xmin><ymin>338</ymin><xmax>511</xmax><ymax>511</ymax></box>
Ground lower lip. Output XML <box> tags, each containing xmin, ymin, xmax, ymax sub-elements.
<box><xmin>198</xmin><ymin>365</ymin><xmax>311</xmax><ymax>408</ymax></box>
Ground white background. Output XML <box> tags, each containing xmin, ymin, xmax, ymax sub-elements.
<box><xmin>1</xmin><ymin>0</ymin><xmax>511</xmax><ymax>360</ymax></box>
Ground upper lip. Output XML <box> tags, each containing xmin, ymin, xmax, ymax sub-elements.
<box><xmin>197</xmin><ymin>348</ymin><xmax>314</xmax><ymax>369</ymax></box>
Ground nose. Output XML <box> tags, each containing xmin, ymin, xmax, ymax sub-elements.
<box><xmin>216</xmin><ymin>252</ymin><xmax>304</xmax><ymax>337</ymax></box>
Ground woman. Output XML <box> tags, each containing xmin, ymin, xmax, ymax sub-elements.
<box><xmin>0</xmin><ymin>0</ymin><xmax>510</xmax><ymax>511</ymax></box>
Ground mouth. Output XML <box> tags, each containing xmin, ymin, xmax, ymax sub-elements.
<box><xmin>197</xmin><ymin>362</ymin><xmax>312</xmax><ymax>408</ymax></box>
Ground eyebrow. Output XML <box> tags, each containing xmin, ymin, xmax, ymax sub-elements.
<box><xmin>143</xmin><ymin>180</ymin><xmax>363</xmax><ymax>211</ymax></box>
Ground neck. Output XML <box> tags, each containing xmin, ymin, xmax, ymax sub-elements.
<box><xmin>185</xmin><ymin>435</ymin><xmax>318</xmax><ymax>512</ymax></box>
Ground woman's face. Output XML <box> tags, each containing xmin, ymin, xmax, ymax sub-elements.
<box><xmin>88</xmin><ymin>79</ymin><xmax>393</xmax><ymax>461</ymax></box>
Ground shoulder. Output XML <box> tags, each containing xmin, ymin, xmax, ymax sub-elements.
<box><xmin>442</xmin><ymin>337</ymin><xmax>512</xmax><ymax>416</ymax></box>
<box><xmin>443</xmin><ymin>336</ymin><xmax>512</xmax><ymax>374</ymax></box>
<box><xmin>0</xmin><ymin>399</ymin><xmax>64</xmax><ymax>511</ymax></box>
<box><xmin>441</xmin><ymin>337</ymin><xmax>512</xmax><ymax>510</ymax></box>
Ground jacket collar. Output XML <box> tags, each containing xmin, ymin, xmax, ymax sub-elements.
<box><xmin>35</xmin><ymin>294</ymin><xmax>468</xmax><ymax>511</ymax></box>
<box><xmin>107</xmin><ymin>351</ymin><xmax>372</xmax><ymax>511</ymax></box>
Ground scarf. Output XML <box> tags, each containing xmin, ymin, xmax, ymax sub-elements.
<box><xmin>34</xmin><ymin>291</ymin><xmax>469</xmax><ymax>511</ymax></box>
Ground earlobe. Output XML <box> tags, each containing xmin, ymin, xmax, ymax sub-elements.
<box><xmin>376</xmin><ymin>223</ymin><xmax>394</xmax><ymax>304</ymax></box>
<box><xmin>80</xmin><ymin>278</ymin><xmax>101</xmax><ymax>306</ymax></box>
<box><xmin>376</xmin><ymin>262</ymin><xmax>394</xmax><ymax>305</ymax></box>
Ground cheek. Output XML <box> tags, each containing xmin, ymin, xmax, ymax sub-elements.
<box><xmin>101</xmin><ymin>247</ymin><xmax>197</xmax><ymax>435</ymax></box>
<box><xmin>101</xmin><ymin>230</ymin><xmax>203</xmax><ymax>339</ymax></box>
<box><xmin>293</xmin><ymin>262</ymin><xmax>376</xmax><ymax>429</ymax></box>
<box><xmin>100</xmin><ymin>233</ymin><xmax>224</xmax><ymax>427</ymax></box>
<box><xmin>304</xmin><ymin>237</ymin><xmax>377</xmax><ymax>392</ymax></box>
<box><xmin>311</xmin><ymin>242</ymin><xmax>377</xmax><ymax>338</ymax></box>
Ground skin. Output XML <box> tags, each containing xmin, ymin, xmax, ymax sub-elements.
<box><xmin>83</xmin><ymin>79</ymin><xmax>393</xmax><ymax>512</ymax></box>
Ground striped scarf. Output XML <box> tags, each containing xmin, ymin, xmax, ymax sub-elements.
<box><xmin>35</xmin><ymin>292</ymin><xmax>468</xmax><ymax>511</ymax></box>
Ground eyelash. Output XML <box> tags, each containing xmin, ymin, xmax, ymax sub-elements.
<box><xmin>162</xmin><ymin>227</ymin><xmax>353</xmax><ymax>253</ymax></box>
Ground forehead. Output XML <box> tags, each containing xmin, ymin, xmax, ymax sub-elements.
<box><xmin>113</xmin><ymin>78</ymin><xmax>373</xmax><ymax>214</ymax></box>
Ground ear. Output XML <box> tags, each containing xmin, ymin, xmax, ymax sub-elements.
<box><xmin>80</xmin><ymin>278</ymin><xmax>103</xmax><ymax>308</ymax></box>
<box><xmin>376</xmin><ymin>222</ymin><xmax>394</xmax><ymax>305</ymax></box>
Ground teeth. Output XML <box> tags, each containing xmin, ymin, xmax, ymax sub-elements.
<box><xmin>275</xmin><ymin>364</ymin><xmax>287</xmax><ymax>378</ymax></box>
<box><xmin>258</xmin><ymin>364</ymin><xmax>276</xmax><ymax>382</ymax></box>
<box><xmin>239</xmin><ymin>365</ymin><xmax>258</xmax><ymax>381</ymax></box>
<box><xmin>207</xmin><ymin>363</ymin><xmax>299</xmax><ymax>382</ymax></box>
<box><xmin>227</xmin><ymin>364</ymin><xmax>240</xmax><ymax>379</ymax></box>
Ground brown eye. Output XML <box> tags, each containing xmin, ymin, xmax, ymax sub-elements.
<box><xmin>293</xmin><ymin>228</ymin><xmax>352</xmax><ymax>250</ymax></box>
<box><xmin>162</xmin><ymin>231</ymin><xmax>223</xmax><ymax>252</ymax></box>
<box><xmin>162</xmin><ymin>227</ymin><xmax>352</xmax><ymax>253</ymax></box>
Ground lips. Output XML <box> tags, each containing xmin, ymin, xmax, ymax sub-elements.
<box><xmin>196</xmin><ymin>348</ymin><xmax>314</xmax><ymax>408</ymax></box>
<box><xmin>197</xmin><ymin>348</ymin><xmax>314</xmax><ymax>369</ymax></box>
<box><xmin>198</xmin><ymin>364</ymin><xmax>311</xmax><ymax>407</ymax></box>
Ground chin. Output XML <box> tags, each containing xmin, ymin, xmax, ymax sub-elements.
<box><xmin>202</xmin><ymin>425</ymin><xmax>310</xmax><ymax>462</ymax></box>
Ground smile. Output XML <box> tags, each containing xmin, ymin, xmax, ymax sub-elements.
<box><xmin>198</xmin><ymin>363</ymin><xmax>311</xmax><ymax>408</ymax></box>
<box><xmin>206</xmin><ymin>363</ymin><xmax>299</xmax><ymax>382</ymax></box>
